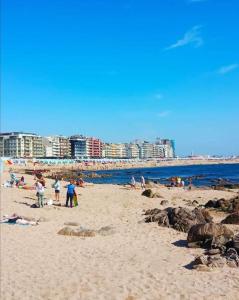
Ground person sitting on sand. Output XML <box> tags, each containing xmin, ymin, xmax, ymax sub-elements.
<box><xmin>35</xmin><ymin>180</ymin><xmax>45</xmax><ymax>208</ymax></box>
<box><xmin>76</xmin><ymin>177</ymin><xmax>84</xmax><ymax>188</ymax></box>
<box><xmin>130</xmin><ymin>176</ymin><xmax>136</xmax><ymax>189</ymax></box>
<box><xmin>53</xmin><ymin>177</ymin><xmax>61</xmax><ymax>202</ymax></box>
<box><xmin>66</xmin><ymin>179</ymin><xmax>76</xmax><ymax>208</ymax></box>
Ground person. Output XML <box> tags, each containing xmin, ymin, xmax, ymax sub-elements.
<box><xmin>130</xmin><ymin>176</ymin><xmax>136</xmax><ymax>189</ymax></box>
<box><xmin>53</xmin><ymin>177</ymin><xmax>61</xmax><ymax>201</ymax></box>
<box><xmin>35</xmin><ymin>180</ymin><xmax>45</xmax><ymax>208</ymax></box>
<box><xmin>66</xmin><ymin>179</ymin><xmax>76</xmax><ymax>208</ymax></box>
<box><xmin>188</xmin><ymin>178</ymin><xmax>192</xmax><ymax>190</ymax></box>
<box><xmin>9</xmin><ymin>172</ymin><xmax>17</xmax><ymax>187</ymax></box>
<box><xmin>181</xmin><ymin>180</ymin><xmax>185</xmax><ymax>188</ymax></box>
<box><xmin>140</xmin><ymin>176</ymin><xmax>146</xmax><ymax>189</ymax></box>
<box><xmin>176</xmin><ymin>177</ymin><xmax>181</xmax><ymax>187</ymax></box>
<box><xmin>76</xmin><ymin>177</ymin><xmax>84</xmax><ymax>188</ymax></box>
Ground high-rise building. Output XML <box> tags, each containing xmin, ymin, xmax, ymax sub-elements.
<box><xmin>70</xmin><ymin>135</ymin><xmax>89</xmax><ymax>158</ymax></box>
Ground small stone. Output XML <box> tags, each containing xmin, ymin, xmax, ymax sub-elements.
<box><xmin>64</xmin><ymin>222</ymin><xmax>80</xmax><ymax>226</ymax></box>
<box><xmin>207</xmin><ymin>249</ymin><xmax>221</xmax><ymax>255</ymax></box>
<box><xmin>193</xmin><ymin>265</ymin><xmax>212</xmax><ymax>272</ymax></box>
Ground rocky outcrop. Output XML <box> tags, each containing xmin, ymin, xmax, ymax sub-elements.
<box><xmin>221</xmin><ymin>212</ymin><xmax>239</xmax><ymax>224</ymax></box>
<box><xmin>187</xmin><ymin>223</ymin><xmax>234</xmax><ymax>249</ymax></box>
<box><xmin>144</xmin><ymin>207</ymin><xmax>213</xmax><ymax>233</ymax></box>
<box><xmin>205</xmin><ymin>196</ymin><xmax>239</xmax><ymax>213</ymax></box>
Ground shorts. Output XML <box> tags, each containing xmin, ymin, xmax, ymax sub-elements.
<box><xmin>55</xmin><ymin>190</ymin><xmax>60</xmax><ymax>193</ymax></box>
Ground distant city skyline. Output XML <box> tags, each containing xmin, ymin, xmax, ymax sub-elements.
<box><xmin>2</xmin><ymin>0</ymin><xmax>239</xmax><ymax>156</ymax></box>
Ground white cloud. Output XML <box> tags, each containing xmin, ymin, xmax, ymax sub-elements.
<box><xmin>157</xmin><ymin>111</ymin><xmax>171</xmax><ymax>117</ymax></box>
<box><xmin>165</xmin><ymin>25</ymin><xmax>203</xmax><ymax>50</ymax></box>
<box><xmin>218</xmin><ymin>64</ymin><xmax>239</xmax><ymax>75</ymax></box>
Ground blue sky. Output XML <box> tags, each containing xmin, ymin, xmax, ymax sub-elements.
<box><xmin>1</xmin><ymin>0</ymin><xmax>239</xmax><ymax>155</ymax></box>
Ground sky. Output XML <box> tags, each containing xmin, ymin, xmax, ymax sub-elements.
<box><xmin>1</xmin><ymin>0</ymin><xmax>239</xmax><ymax>156</ymax></box>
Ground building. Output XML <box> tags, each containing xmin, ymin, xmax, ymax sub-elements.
<box><xmin>102</xmin><ymin>143</ymin><xmax>127</xmax><ymax>158</ymax></box>
<box><xmin>70</xmin><ymin>135</ymin><xmax>89</xmax><ymax>158</ymax></box>
<box><xmin>43</xmin><ymin>136</ymin><xmax>71</xmax><ymax>158</ymax></box>
<box><xmin>87</xmin><ymin>137</ymin><xmax>103</xmax><ymax>158</ymax></box>
<box><xmin>0</xmin><ymin>132</ymin><xmax>44</xmax><ymax>158</ymax></box>
<box><xmin>126</xmin><ymin>143</ymin><xmax>140</xmax><ymax>159</ymax></box>
<box><xmin>59</xmin><ymin>136</ymin><xmax>71</xmax><ymax>157</ymax></box>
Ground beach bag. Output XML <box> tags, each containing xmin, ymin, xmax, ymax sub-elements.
<box><xmin>73</xmin><ymin>194</ymin><xmax>78</xmax><ymax>207</ymax></box>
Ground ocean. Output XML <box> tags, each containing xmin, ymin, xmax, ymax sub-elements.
<box><xmin>83</xmin><ymin>163</ymin><xmax>239</xmax><ymax>186</ymax></box>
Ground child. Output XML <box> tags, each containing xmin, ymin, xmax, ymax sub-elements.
<box><xmin>35</xmin><ymin>180</ymin><xmax>45</xmax><ymax>208</ymax></box>
<box><xmin>53</xmin><ymin>177</ymin><xmax>61</xmax><ymax>202</ymax></box>
<box><xmin>66</xmin><ymin>179</ymin><xmax>76</xmax><ymax>208</ymax></box>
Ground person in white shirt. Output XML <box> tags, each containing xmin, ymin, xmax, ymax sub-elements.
<box><xmin>140</xmin><ymin>176</ymin><xmax>146</xmax><ymax>189</ymax></box>
<box><xmin>130</xmin><ymin>176</ymin><xmax>136</xmax><ymax>189</ymax></box>
<box><xmin>35</xmin><ymin>181</ymin><xmax>45</xmax><ymax>208</ymax></box>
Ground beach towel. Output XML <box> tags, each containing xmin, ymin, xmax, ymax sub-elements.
<box><xmin>73</xmin><ymin>194</ymin><xmax>78</xmax><ymax>207</ymax></box>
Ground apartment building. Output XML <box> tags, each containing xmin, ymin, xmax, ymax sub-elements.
<box><xmin>87</xmin><ymin>137</ymin><xmax>103</xmax><ymax>158</ymax></box>
<box><xmin>0</xmin><ymin>132</ymin><xmax>44</xmax><ymax>157</ymax></box>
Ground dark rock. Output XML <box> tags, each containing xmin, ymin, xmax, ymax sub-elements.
<box><xmin>160</xmin><ymin>200</ymin><xmax>169</xmax><ymax>206</ymax></box>
<box><xmin>168</xmin><ymin>207</ymin><xmax>208</xmax><ymax>233</ymax></box>
<box><xmin>142</xmin><ymin>189</ymin><xmax>154</xmax><ymax>198</ymax></box>
<box><xmin>187</xmin><ymin>223</ymin><xmax>234</xmax><ymax>249</ymax></box>
<box><xmin>221</xmin><ymin>212</ymin><xmax>239</xmax><ymax>225</ymax></box>
<box><xmin>144</xmin><ymin>207</ymin><xmax>212</xmax><ymax>233</ymax></box>
<box><xmin>204</xmin><ymin>196</ymin><xmax>239</xmax><ymax>213</ymax></box>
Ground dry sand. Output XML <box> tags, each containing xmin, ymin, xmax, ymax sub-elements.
<box><xmin>1</xmin><ymin>171</ymin><xmax>239</xmax><ymax>300</ymax></box>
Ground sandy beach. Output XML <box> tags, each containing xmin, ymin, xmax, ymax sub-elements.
<box><xmin>1</xmin><ymin>170</ymin><xmax>239</xmax><ymax>300</ymax></box>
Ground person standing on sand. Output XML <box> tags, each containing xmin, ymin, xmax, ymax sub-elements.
<box><xmin>35</xmin><ymin>180</ymin><xmax>45</xmax><ymax>208</ymax></box>
<box><xmin>130</xmin><ymin>176</ymin><xmax>136</xmax><ymax>189</ymax></box>
<box><xmin>140</xmin><ymin>176</ymin><xmax>146</xmax><ymax>189</ymax></box>
<box><xmin>53</xmin><ymin>177</ymin><xmax>61</xmax><ymax>202</ymax></box>
<box><xmin>66</xmin><ymin>179</ymin><xmax>76</xmax><ymax>208</ymax></box>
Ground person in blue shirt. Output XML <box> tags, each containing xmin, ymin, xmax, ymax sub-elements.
<box><xmin>66</xmin><ymin>180</ymin><xmax>76</xmax><ymax>208</ymax></box>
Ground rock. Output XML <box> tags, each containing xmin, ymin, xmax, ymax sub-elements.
<box><xmin>145</xmin><ymin>209</ymin><xmax>170</xmax><ymax>227</ymax></box>
<box><xmin>187</xmin><ymin>223</ymin><xmax>234</xmax><ymax>249</ymax></box>
<box><xmin>97</xmin><ymin>226</ymin><xmax>115</xmax><ymax>236</ymax></box>
<box><xmin>160</xmin><ymin>200</ymin><xmax>169</xmax><ymax>206</ymax></box>
<box><xmin>206</xmin><ymin>249</ymin><xmax>221</xmax><ymax>255</ymax></box>
<box><xmin>233</xmin><ymin>234</ymin><xmax>239</xmax><ymax>253</ymax></box>
<box><xmin>204</xmin><ymin>196</ymin><xmax>239</xmax><ymax>213</ymax></box>
<box><xmin>142</xmin><ymin>189</ymin><xmax>154</xmax><ymax>198</ymax></box>
<box><xmin>144</xmin><ymin>207</ymin><xmax>212</xmax><ymax>232</ymax></box>
<box><xmin>193</xmin><ymin>265</ymin><xmax>212</xmax><ymax>272</ymax></box>
<box><xmin>144</xmin><ymin>208</ymin><xmax>161</xmax><ymax>216</ymax></box>
<box><xmin>58</xmin><ymin>227</ymin><xmax>96</xmax><ymax>237</ymax></box>
<box><xmin>193</xmin><ymin>255</ymin><xmax>208</xmax><ymax>265</ymax></box>
<box><xmin>221</xmin><ymin>212</ymin><xmax>239</xmax><ymax>224</ymax></box>
<box><xmin>207</xmin><ymin>256</ymin><xmax>226</xmax><ymax>268</ymax></box>
<box><xmin>192</xmin><ymin>200</ymin><xmax>199</xmax><ymax>206</ymax></box>
<box><xmin>201</xmin><ymin>209</ymin><xmax>213</xmax><ymax>223</ymax></box>
<box><xmin>152</xmin><ymin>192</ymin><xmax>163</xmax><ymax>198</ymax></box>
<box><xmin>64</xmin><ymin>222</ymin><xmax>80</xmax><ymax>226</ymax></box>
<box><xmin>168</xmin><ymin>207</ymin><xmax>208</xmax><ymax>233</ymax></box>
